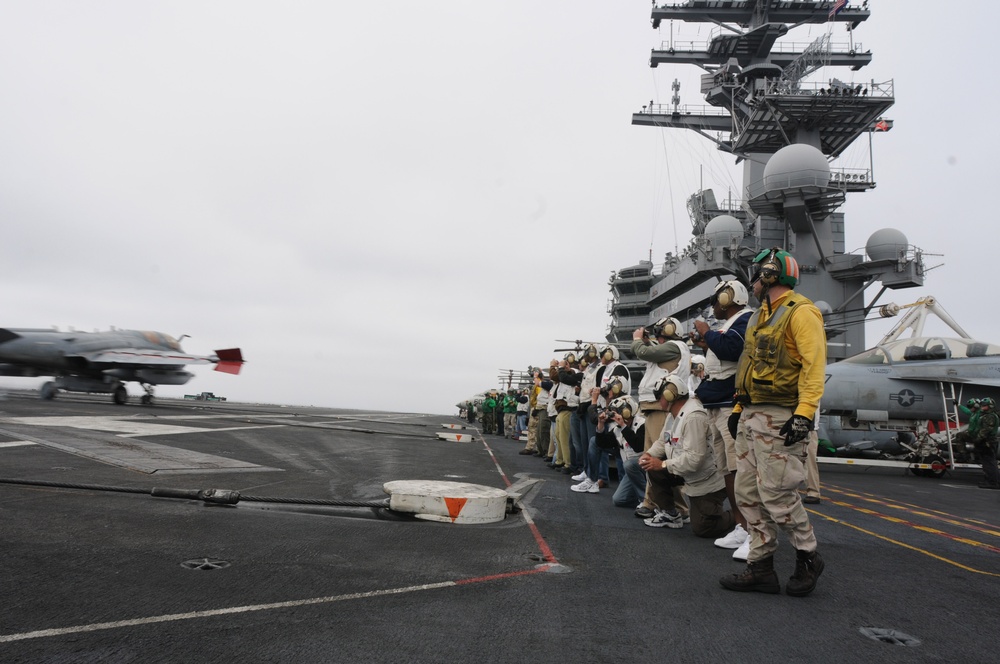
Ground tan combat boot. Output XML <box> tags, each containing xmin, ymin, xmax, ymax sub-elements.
<box><xmin>719</xmin><ymin>555</ymin><xmax>780</xmax><ymax>594</ymax></box>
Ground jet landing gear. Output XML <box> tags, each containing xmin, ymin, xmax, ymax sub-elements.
<box><xmin>113</xmin><ymin>384</ymin><xmax>129</xmax><ymax>405</ymax></box>
<box><xmin>40</xmin><ymin>381</ymin><xmax>57</xmax><ymax>400</ymax></box>
<box><xmin>140</xmin><ymin>384</ymin><xmax>155</xmax><ymax>405</ymax></box>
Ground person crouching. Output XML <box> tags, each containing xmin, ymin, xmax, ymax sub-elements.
<box><xmin>638</xmin><ymin>374</ymin><xmax>734</xmax><ymax>538</ymax></box>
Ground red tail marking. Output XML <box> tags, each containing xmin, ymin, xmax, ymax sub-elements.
<box><xmin>214</xmin><ymin>348</ymin><xmax>244</xmax><ymax>374</ymax></box>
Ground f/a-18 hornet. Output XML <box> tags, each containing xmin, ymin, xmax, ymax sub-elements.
<box><xmin>0</xmin><ymin>327</ymin><xmax>244</xmax><ymax>405</ymax></box>
<box><xmin>820</xmin><ymin>296</ymin><xmax>1000</xmax><ymax>473</ymax></box>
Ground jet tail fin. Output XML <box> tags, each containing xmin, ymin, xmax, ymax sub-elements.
<box><xmin>214</xmin><ymin>348</ymin><xmax>244</xmax><ymax>375</ymax></box>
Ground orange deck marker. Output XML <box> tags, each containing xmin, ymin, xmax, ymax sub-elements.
<box><xmin>444</xmin><ymin>497</ymin><xmax>469</xmax><ymax>522</ymax></box>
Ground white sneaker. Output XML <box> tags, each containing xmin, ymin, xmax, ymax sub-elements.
<box><xmin>714</xmin><ymin>524</ymin><xmax>749</xmax><ymax>550</ymax></box>
<box><xmin>570</xmin><ymin>478</ymin><xmax>599</xmax><ymax>494</ymax></box>
<box><xmin>643</xmin><ymin>509</ymin><xmax>684</xmax><ymax>529</ymax></box>
<box><xmin>571</xmin><ymin>471</ymin><xmax>588</xmax><ymax>482</ymax></box>
<box><xmin>732</xmin><ymin>537</ymin><xmax>750</xmax><ymax>561</ymax></box>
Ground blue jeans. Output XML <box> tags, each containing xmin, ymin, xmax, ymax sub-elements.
<box><xmin>586</xmin><ymin>434</ymin><xmax>611</xmax><ymax>484</ymax></box>
<box><xmin>570</xmin><ymin>411</ymin><xmax>587</xmax><ymax>472</ymax></box>
<box><xmin>613</xmin><ymin>455</ymin><xmax>647</xmax><ymax>507</ymax></box>
<box><xmin>515</xmin><ymin>412</ymin><xmax>528</xmax><ymax>437</ymax></box>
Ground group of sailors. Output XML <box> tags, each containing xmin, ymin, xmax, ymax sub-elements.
<box><xmin>505</xmin><ymin>248</ymin><xmax>828</xmax><ymax>596</ymax></box>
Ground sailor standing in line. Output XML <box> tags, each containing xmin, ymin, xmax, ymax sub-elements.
<box><xmin>692</xmin><ymin>280</ymin><xmax>754</xmax><ymax>559</ymax></box>
<box><xmin>720</xmin><ymin>248</ymin><xmax>826</xmax><ymax>597</ymax></box>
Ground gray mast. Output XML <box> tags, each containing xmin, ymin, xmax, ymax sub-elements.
<box><xmin>614</xmin><ymin>0</ymin><xmax>925</xmax><ymax>363</ymax></box>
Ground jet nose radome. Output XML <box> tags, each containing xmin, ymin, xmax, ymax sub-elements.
<box><xmin>0</xmin><ymin>329</ymin><xmax>22</xmax><ymax>345</ymax></box>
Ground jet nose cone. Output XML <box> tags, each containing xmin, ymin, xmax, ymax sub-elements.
<box><xmin>0</xmin><ymin>329</ymin><xmax>21</xmax><ymax>344</ymax></box>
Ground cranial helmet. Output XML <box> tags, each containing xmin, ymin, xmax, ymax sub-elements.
<box><xmin>712</xmin><ymin>279</ymin><xmax>749</xmax><ymax>308</ymax></box>
<box><xmin>584</xmin><ymin>343</ymin><xmax>599</xmax><ymax>358</ymax></box>
<box><xmin>752</xmin><ymin>247</ymin><xmax>799</xmax><ymax>288</ymax></box>
<box><xmin>651</xmin><ymin>317</ymin><xmax>683</xmax><ymax>338</ymax></box>
<box><xmin>966</xmin><ymin>398</ymin><xmax>981</xmax><ymax>410</ymax></box>
<box><xmin>605</xmin><ymin>375</ymin><xmax>627</xmax><ymax>397</ymax></box>
<box><xmin>652</xmin><ymin>374</ymin><xmax>689</xmax><ymax>402</ymax></box>
<box><xmin>564</xmin><ymin>351</ymin><xmax>577</xmax><ymax>364</ymax></box>
<box><xmin>981</xmin><ymin>397</ymin><xmax>996</xmax><ymax>410</ymax></box>
<box><xmin>691</xmin><ymin>354</ymin><xmax>706</xmax><ymax>374</ymax></box>
<box><xmin>608</xmin><ymin>396</ymin><xmax>636</xmax><ymax>420</ymax></box>
<box><xmin>600</xmin><ymin>344</ymin><xmax>620</xmax><ymax>362</ymax></box>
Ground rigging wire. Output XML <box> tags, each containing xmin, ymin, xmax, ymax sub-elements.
<box><xmin>651</xmin><ymin>72</ymin><xmax>679</xmax><ymax>256</ymax></box>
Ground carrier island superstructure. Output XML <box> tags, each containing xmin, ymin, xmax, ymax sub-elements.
<box><xmin>609</xmin><ymin>1</ymin><xmax>925</xmax><ymax>371</ymax></box>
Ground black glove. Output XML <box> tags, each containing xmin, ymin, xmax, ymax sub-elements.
<box><xmin>779</xmin><ymin>414</ymin><xmax>812</xmax><ymax>446</ymax></box>
<box><xmin>727</xmin><ymin>411</ymin><xmax>740</xmax><ymax>439</ymax></box>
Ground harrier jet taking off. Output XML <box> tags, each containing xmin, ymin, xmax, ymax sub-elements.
<box><xmin>0</xmin><ymin>327</ymin><xmax>244</xmax><ymax>405</ymax></box>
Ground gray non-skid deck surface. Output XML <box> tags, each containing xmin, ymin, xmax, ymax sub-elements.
<box><xmin>0</xmin><ymin>394</ymin><xmax>998</xmax><ymax>663</ymax></box>
<box><xmin>0</xmin><ymin>414</ymin><xmax>278</xmax><ymax>473</ymax></box>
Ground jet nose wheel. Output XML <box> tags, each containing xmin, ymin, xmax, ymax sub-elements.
<box><xmin>113</xmin><ymin>385</ymin><xmax>128</xmax><ymax>405</ymax></box>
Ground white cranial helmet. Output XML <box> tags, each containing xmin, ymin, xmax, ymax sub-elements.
<box><xmin>713</xmin><ymin>280</ymin><xmax>749</xmax><ymax>308</ymax></box>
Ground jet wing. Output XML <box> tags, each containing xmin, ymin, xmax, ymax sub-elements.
<box><xmin>80</xmin><ymin>348</ymin><xmax>244</xmax><ymax>374</ymax></box>
<box><xmin>888</xmin><ymin>367</ymin><xmax>1000</xmax><ymax>387</ymax></box>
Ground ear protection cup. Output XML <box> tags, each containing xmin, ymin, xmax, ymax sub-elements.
<box><xmin>653</xmin><ymin>379</ymin><xmax>680</xmax><ymax>402</ymax></box>
<box><xmin>715</xmin><ymin>286</ymin><xmax>733</xmax><ymax>308</ymax></box>
<box><xmin>652</xmin><ymin>375</ymin><xmax>688</xmax><ymax>402</ymax></box>
<box><xmin>753</xmin><ymin>248</ymin><xmax>799</xmax><ymax>288</ymax></box>
<box><xmin>651</xmin><ymin>317</ymin><xmax>683</xmax><ymax>338</ymax></box>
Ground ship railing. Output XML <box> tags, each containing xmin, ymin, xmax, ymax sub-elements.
<box><xmin>657</xmin><ymin>38</ymin><xmax>865</xmax><ymax>56</ymax></box>
<box><xmin>653</xmin><ymin>39</ymin><xmax>708</xmax><ymax>54</ymax></box>
<box><xmin>770</xmin><ymin>39</ymin><xmax>864</xmax><ymax>55</ymax></box>
<box><xmin>763</xmin><ymin>78</ymin><xmax>894</xmax><ymax>98</ymax></box>
<box><xmin>644</xmin><ymin>102</ymin><xmax>729</xmax><ymax>116</ymax></box>
<box><xmin>829</xmin><ymin>168</ymin><xmax>873</xmax><ymax>189</ymax></box>
<box><xmin>746</xmin><ymin>169</ymin><xmax>841</xmax><ymax>199</ymax></box>
<box><xmin>612</xmin><ymin>293</ymin><xmax>648</xmax><ymax>306</ymax></box>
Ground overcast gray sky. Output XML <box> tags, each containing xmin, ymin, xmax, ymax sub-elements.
<box><xmin>0</xmin><ymin>2</ymin><xmax>995</xmax><ymax>414</ymax></box>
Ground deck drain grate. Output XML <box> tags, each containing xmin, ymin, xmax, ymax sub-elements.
<box><xmin>181</xmin><ymin>558</ymin><xmax>231</xmax><ymax>571</ymax></box>
<box><xmin>859</xmin><ymin>627</ymin><xmax>921</xmax><ymax>647</ymax></box>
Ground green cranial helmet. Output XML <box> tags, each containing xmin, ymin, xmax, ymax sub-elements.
<box><xmin>752</xmin><ymin>247</ymin><xmax>800</xmax><ymax>288</ymax></box>
<box><xmin>966</xmin><ymin>398</ymin><xmax>981</xmax><ymax>409</ymax></box>
<box><xmin>980</xmin><ymin>397</ymin><xmax>996</xmax><ymax>410</ymax></box>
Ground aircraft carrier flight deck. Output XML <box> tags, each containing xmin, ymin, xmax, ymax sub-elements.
<box><xmin>0</xmin><ymin>391</ymin><xmax>997</xmax><ymax>663</ymax></box>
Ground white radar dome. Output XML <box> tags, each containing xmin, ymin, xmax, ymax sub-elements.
<box><xmin>762</xmin><ymin>144</ymin><xmax>831</xmax><ymax>192</ymax></box>
<box><xmin>813</xmin><ymin>300</ymin><xmax>833</xmax><ymax>317</ymax></box>
<box><xmin>866</xmin><ymin>228</ymin><xmax>909</xmax><ymax>261</ymax></box>
<box><xmin>704</xmin><ymin>215</ymin><xmax>743</xmax><ymax>246</ymax></box>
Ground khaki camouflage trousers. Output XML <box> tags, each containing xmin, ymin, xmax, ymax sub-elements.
<box><xmin>525</xmin><ymin>411</ymin><xmax>539</xmax><ymax>451</ymax></box>
<box><xmin>734</xmin><ymin>404</ymin><xmax>817</xmax><ymax>562</ymax></box>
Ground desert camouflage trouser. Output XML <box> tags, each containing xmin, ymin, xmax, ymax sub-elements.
<box><xmin>734</xmin><ymin>404</ymin><xmax>817</xmax><ymax>562</ymax></box>
<box><xmin>525</xmin><ymin>411</ymin><xmax>539</xmax><ymax>451</ymax></box>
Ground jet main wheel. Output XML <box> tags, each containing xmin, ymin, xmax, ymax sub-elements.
<box><xmin>40</xmin><ymin>381</ymin><xmax>57</xmax><ymax>400</ymax></box>
<box><xmin>113</xmin><ymin>385</ymin><xmax>128</xmax><ymax>405</ymax></box>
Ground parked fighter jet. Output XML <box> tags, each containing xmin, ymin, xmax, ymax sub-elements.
<box><xmin>0</xmin><ymin>327</ymin><xmax>243</xmax><ymax>405</ymax></box>
<box><xmin>819</xmin><ymin>296</ymin><xmax>1000</xmax><ymax>471</ymax></box>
